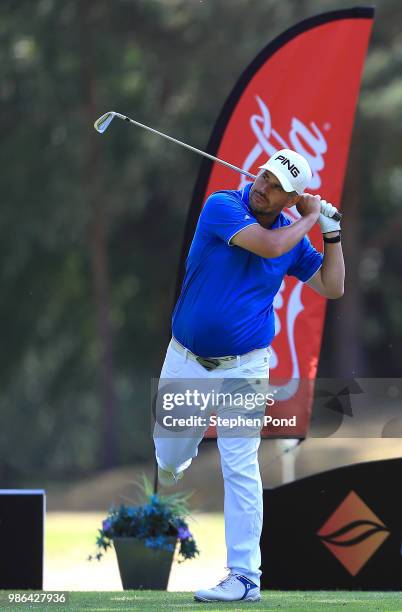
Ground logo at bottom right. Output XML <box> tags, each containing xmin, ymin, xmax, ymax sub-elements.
<box><xmin>317</xmin><ymin>490</ymin><xmax>390</xmax><ymax>576</ymax></box>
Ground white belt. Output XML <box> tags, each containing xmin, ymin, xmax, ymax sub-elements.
<box><xmin>171</xmin><ymin>337</ymin><xmax>268</xmax><ymax>371</ymax></box>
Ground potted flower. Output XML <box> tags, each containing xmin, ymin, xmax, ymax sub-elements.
<box><xmin>89</xmin><ymin>475</ymin><xmax>199</xmax><ymax>589</ymax></box>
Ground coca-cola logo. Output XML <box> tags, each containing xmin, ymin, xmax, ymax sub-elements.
<box><xmin>270</xmin><ymin>277</ymin><xmax>304</xmax><ymax>399</ymax></box>
<box><xmin>239</xmin><ymin>95</ymin><xmax>328</xmax><ymax>190</ymax></box>
<box><xmin>238</xmin><ymin>96</ymin><xmax>329</xmax><ymax>399</ymax></box>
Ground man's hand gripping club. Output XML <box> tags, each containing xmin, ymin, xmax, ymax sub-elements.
<box><xmin>299</xmin><ymin>193</ymin><xmax>341</xmax><ymax>234</ymax></box>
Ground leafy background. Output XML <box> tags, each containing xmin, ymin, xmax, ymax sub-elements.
<box><xmin>1</xmin><ymin>0</ymin><xmax>401</xmax><ymax>485</ymax></box>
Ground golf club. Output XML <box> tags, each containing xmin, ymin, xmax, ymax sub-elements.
<box><xmin>94</xmin><ymin>111</ymin><xmax>342</xmax><ymax>221</ymax></box>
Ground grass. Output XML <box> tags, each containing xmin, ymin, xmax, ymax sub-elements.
<box><xmin>38</xmin><ymin>514</ymin><xmax>401</xmax><ymax>610</ymax></box>
<box><xmin>46</xmin><ymin>512</ymin><xmax>225</xmax><ymax>560</ymax></box>
<box><xmin>46</xmin><ymin>513</ymin><xmax>104</xmax><ymax>558</ymax></box>
<box><xmin>45</xmin><ymin>512</ymin><xmax>226</xmax><ymax>591</ymax></box>
<box><xmin>1</xmin><ymin>591</ymin><xmax>402</xmax><ymax>611</ymax></box>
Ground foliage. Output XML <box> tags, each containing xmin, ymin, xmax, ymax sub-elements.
<box><xmin>88</xmin><ymin>476</ymin><xmax>199</xmax><ymax>562</ymax></box>
<box><xmin>1</xmin><ymin>0</ymin><xmax>402</xmax><ymax>483</ymax></box>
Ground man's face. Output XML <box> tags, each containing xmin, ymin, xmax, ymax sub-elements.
<box><xmin>249</xmin><ymin>169</ymin><xmax>296</xmax><ymax>216</ymax></box>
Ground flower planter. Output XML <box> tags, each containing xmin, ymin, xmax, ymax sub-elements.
<box><xmin>113</xmin><ymin>537</ymin><xmax>177</xmax><ymax>590</ymax></box>
<box><xmin>90</xmin><ymin>477</ymin><xmax>199</xmax><ymax>583</ymax></box>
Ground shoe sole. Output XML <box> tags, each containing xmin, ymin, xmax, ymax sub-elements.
<box><xmin>194</xmin><ymin>595</ymin><xmax>261</xmax><ymax>603</ymax></box>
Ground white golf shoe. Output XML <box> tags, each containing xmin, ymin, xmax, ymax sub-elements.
<box><xmin>157</xmin><ymin>466</ymin><xmax>184</xmax><ymax>487</ymax></box>
<box><xmin>194</xmin><ymin>572</ymin><xmax>261</xmax><ymax>602</ymax></box>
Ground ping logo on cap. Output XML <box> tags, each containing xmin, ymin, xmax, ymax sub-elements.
<box><xmin>275</xmin><ymin>154</ymin><xmax>300</xmax><ymax>178</ymax></box>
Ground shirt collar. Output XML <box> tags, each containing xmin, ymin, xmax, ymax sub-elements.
<box><xmin>240</xmin><ymin>182</ymin><xmax>253</xmax><ymax>214</ymax></box>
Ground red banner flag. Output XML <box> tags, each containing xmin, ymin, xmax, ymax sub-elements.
<box><xmin>175</xmin><ymin>8</ymin><xmax>375</xmax><ymax>437</ymax></box>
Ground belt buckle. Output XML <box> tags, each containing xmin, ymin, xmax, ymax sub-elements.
<box><xmin>196</xmin><ymin>356</ymin><xmax>220</xmax><ymax>371</ymax></box>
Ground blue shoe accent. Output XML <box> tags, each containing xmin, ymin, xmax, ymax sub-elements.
<box><xmin>236</xmin><ymin>574</ymin><xmax>259</xmax><ymax>600</ymax></box>
<box><xmin>194</xmin><ymin>572</ymin><xmax>260</xmax><ymax>602</ymax></box>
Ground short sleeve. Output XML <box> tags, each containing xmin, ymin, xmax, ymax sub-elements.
<box><xmin>287</xmin><ymin>235</ymin><xmax>323</xmax><ymax>282</ymax></box>
<box><xmin>200</xmin><ymin>192</ymin><xmax>258</xmax><ymax>244</ymax></box>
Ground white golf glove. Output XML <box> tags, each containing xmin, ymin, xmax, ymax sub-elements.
<box><xmin>319</xmin><ymin>200</ymin><xmax>341</xmax><ymax>234</ymax></box>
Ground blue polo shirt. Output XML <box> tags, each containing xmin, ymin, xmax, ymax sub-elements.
<box><xmin>172</xmin><ymin>183</ymin><xmax>323</xmax><ymax>357</ymax></box>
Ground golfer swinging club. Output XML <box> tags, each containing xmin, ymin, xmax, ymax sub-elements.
<box><xmin>153</xmin><ymin>149</ymin><xmax>344</xmax><ymax>602</ymax></box>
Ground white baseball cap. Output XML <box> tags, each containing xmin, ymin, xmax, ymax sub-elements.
<box><xmin>259</xmin><ymin>149</ymin><xmax>312</xmax><ymax>195</ymax></box>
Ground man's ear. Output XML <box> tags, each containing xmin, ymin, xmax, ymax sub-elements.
<box><xmin>288</xmin><ymin>193</ymin><xmax>301</xmax><ymax>207</ymax></box>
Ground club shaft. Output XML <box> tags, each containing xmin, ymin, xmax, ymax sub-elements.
<box><xmin>114</xmin><ymin>113</ymin><xmax>256</xmax><ymax>180</ymax></box>
<box><xmin>111</xmin><ymin>112</ymin><xmax>341</xmax><ymax>222</ymax></box>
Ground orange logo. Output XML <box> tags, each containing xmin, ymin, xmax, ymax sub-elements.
<box><xmin>317</xmin><ymin>490</ymin><xmax>390</xmax><ymax>576</ymax></box>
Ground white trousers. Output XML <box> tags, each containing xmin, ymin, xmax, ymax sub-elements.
<box><xmin>153</xmin><ymin>339</ymin><xmax>271</xmax><ymax>586</ymax></box>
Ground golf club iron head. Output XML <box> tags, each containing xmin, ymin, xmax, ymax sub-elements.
<box><xmin>94</xmin><ymin>112</ymin><xmax>116</xmax><ymax>134</ymax></box>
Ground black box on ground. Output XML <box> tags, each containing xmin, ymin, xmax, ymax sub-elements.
<box><xmin>0</xmin><ymin>490</ymin><xmax>44</xmax><ymax>589</ymax></box>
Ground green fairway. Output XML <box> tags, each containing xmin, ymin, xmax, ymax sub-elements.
<box><xmin>1</xmin><ymin>591</ymin><xmax>402</xmax><ymax>611</ymax></box>
<box><xmin>45</xmin><ymin>512</ymin><xmax>226</xmax><ymax>591</ymax></box>
<box><xmin>35</xmin><ymin>515</ymin><xmax>402</xmax><ymax>609</ymax></box>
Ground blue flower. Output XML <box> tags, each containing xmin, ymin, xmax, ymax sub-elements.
<box><xmin>178</xmin><ymin>526</ymin><xmax>191</xmax><ymax>540</ymax></box>
<box><xmin>90</xmin><ymin>476</ymin><xmax>198</xmax><ymax>563</ymax></box>
<box><xmin>145</xmin><ymin>535</ymin><xmax>167</xmax><ymax>549</ymax></box>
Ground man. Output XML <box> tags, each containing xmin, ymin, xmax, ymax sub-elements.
<box><xmin>153</xmin><ymin>149</ymin><xmax>344</xmax><ymax>602</ymax></box>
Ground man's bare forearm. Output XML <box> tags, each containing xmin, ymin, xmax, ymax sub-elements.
<box><xmin>320</xmin><ymin>236</ymin><xmax>345</xmax><ymax>298</ymax></box>
<box><xmin>269</xmin><ymin>213</ymin><xmax>318</xmax><ymax>257</ymax></box>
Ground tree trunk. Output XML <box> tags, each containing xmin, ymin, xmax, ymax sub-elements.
<box><xmin>332</xmin><ymin>129</ymin><xmax>365</xmax><ymax>377</ymax></box>
<box><xmin>79</xmin><ymin>1</ymin><xmax>117</xmax><ymax>468</ymax></box>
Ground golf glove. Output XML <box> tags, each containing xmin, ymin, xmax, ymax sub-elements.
<box><xmin>319</xmin><ymin>200</ymin><xmax>341</xmax><ymax>233</ymax></box>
